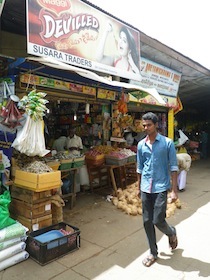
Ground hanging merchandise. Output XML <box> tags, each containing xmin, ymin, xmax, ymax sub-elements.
<box><xmin>117</xmin><ymin>91</ymin><xmax>128</xmax><ymax>114</ymax></box>
<box><xmin>0</xmin><ymin>81</ymin><xmax>22</xmax><ymax>130</ymax></box>
<box><xmin>11</xmin><ymin>90</ymin><xmax>50</xmax><ymax>157</ymax></box>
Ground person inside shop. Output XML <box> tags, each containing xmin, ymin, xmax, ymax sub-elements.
<box><xmin>136</xmin><ymin>112</ymin><xmax>178</xmax><ymax>267</ymax></box>
<box><xmin>124</xmin><ymin>131</ymin><xmax>138</xmax><ymax>147</ymax></box>
<box><xmin>65</xmin><ymin>127</ymin><xmax>83</xmax><ymax>156</ymax></box>
<box><xmin>52</xmin><ymin>129</ymin><xmax>67</xmax><ymax>152</ymax></box>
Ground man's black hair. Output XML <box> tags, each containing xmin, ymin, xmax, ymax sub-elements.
<box><xmin>142</xmin><ymin>112</ymin><xmax>158</xmax><ymax>124</ymax></box>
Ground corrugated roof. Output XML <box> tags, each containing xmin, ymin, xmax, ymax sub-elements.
<box><xmin>1</xmin><ymin>0</ymin><xmax>210</xmax><ymax>116</ymax></box>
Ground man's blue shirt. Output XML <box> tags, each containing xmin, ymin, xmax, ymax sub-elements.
<box><xmin>137</xmin><ymin>133</ymin><xmax>178</xmax><ymax>193</ymax></box>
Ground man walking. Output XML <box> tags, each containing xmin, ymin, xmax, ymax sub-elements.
<box><xmin>136</xmin><ymin>112</ymin><xmax>179</xmax><ymax>267</ymax></box>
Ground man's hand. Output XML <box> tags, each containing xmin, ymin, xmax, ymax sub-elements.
<box><xmin>170</xmin><ymin>189</ymin><xmax>178</xmax><ymax>202</ymax></box>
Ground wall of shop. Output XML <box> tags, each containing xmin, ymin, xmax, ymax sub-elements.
<box><xmin>0</xmin><ymin>31</ymin><xmax>26</xmax><ymax>57</ymax></box>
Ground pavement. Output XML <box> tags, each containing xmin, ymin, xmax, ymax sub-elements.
<box><xmin>1</xmin><ymin>158</ymin><xmax>210</xmax><ymax>279</ymax></box>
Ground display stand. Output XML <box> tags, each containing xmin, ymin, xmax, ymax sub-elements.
<box><xmin>86</xmin><ymin>165</ymin><xmax>110</xmax><ymax>192</ymax></box>
<box><xmin>105</xmin><ymin>162</ymin><xmax>137</xmax><ymax>195</ymax></box>
<box><xmin>60</xmin><ymin>167</ymin><xmax>80</xmax><ymax>209</ymax></box>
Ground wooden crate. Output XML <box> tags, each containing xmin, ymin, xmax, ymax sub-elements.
<box><xmin>14</xmin><ymin>170</ymin><xmax>61</xmax><ymax>192</ymax></box>
<box><xmin>10</xmin><ymin>185</ymin><xmax>52</xmax><ymax>203</ymax></box>
<box><xmin>10</xmin><ymin>198</ymin><xmax>52</xmax><ymax>219</ymax></box>
<box><xmin>11</xmin><ymin>213</ymin><xmax>52</xmax><ymax>232</ymax></box>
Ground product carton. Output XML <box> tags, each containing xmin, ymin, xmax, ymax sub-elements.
<box><xmin>14</xmin><ymin>170</ymin><xmax>61</xmax><ymax>192</ymax></box>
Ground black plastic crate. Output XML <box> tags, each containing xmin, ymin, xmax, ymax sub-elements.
<box><xmin>26</xmin><ymin>222</ymin><xmax>80</xmax><ymax>265</ymax></box>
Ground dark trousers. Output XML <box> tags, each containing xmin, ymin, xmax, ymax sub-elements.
<box><xmin>141</xmin><ymin>191</ymin><xmax>174</xmax><ymax>257</ymax></box>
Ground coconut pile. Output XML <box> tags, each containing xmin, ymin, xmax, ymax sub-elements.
<box><xmin>111</xmin><ymin>182</ymin><xmax>181</xmax><ymax>217</ymax></box>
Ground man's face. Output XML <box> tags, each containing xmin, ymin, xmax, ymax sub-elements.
<box><xmin>69</xmin><ymin>130</ymin><xmax>74</xmax><ymax>138</ymax></box>
<box><xmin>142</xmin><ymin>120</ymin><xmax>157</xmax><ymax>136</ymax></box>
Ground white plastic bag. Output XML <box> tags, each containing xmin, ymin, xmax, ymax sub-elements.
<box><xmin>178</xmin><ymin>129</ymin><xmax>189</xmax><ymax>146</ymax></box>
<box><xmin>12</xmin><ymin>115</ymin><xmax>50</xmax><ymax>156</ymax></box>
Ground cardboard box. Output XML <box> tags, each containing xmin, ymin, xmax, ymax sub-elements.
<box><xmin>14</xmin><ymin>170</ymin><xmax>61</xmax><ymax>192</ymax></box>
<box><xmin>10</xmin><ymin>198</ymin><xmax>52</xmax><ymax>219</ymax></box>
<box><xmin>10</xmin><ymin>185</ymin><xmax>52</xmax><ymax>203</ymax></box>
<box><xmin>11</xmin><ymin>213</ymin><xmax>52</xmax><ymax>232</ymax></box>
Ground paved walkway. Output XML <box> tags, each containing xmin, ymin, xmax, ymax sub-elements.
<box><xmin>0</xmin><ymin>159</ymin><xmax>210</xmax><ymax>279</ymax></box>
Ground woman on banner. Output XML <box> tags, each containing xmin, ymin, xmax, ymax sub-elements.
<box><xmin>96</xmin><ymin>22</ymin><xmax>140</xmax><ymax>74</ymax></box>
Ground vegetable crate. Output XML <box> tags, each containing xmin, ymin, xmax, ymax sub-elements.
<box><xmin>85</xmin><ymin>154</ymin><xmax>105</xmax><ymax>167</ymax></box>
<box><xmin>72</xmin><ymin>156</ymin><xmax>85</xmax><ymax>168</ymax></box>
<box><xmin>105</xmin><ymin>156</ymin><xmax>128</xmax><ymax>166</ymax></box>
<box><xmin>59</xmin><ymin>159</ymin><xmax>73</xmax><ymax>170</ymax></box>
<box><xmin>26</xmin><ymin>222</ymin><xmax>80</xmax><ymax>265</ymax></box>
<box><xmin>127</xmin><ymin>155</ymin><xmax>136</xmax><ymax>163</ymax></box>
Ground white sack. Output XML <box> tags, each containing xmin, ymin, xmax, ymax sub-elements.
<box><xmin>0</xmin><ymin>251</ymin><xmax>29</xmax><ymax>271</ymax></box>
<box><xmin>0</xmin><ymin>235</ymin><xmax>27</xmax><ymax>251</ymax></box>
<box><xmin>0</xmin><ymin>241</ymin><xmax>26</xmax><ymax>262</ymax></box>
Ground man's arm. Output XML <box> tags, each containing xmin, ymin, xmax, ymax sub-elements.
<box><xmin>170</xmin><ymin>171</ymin><xmax>178</xmax><ymax>201</ymax></box>
<box><xmin>137</xmin><ymin>173</ymin><xmax>141</xmax><ymax>197</ymax></box>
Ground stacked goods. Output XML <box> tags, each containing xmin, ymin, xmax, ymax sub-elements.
<box><xmin>10</xmin><ymin>186</ymin><xmax>54</xmax><ymax>232</ymax></box>
<box><xmin>0</xmin><ymin>222</ymin><xmax>29</xmax><ymax>271</ymax></box>
<box><xmin>112</xmin><ymin>183</ymin><xmax>181</xmax><ymax>217</ymax></box>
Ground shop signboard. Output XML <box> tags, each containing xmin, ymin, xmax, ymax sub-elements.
<box><xmin>26</xmin><ymin>0</ymin><xmax>141</xmax><ymax>82</ymax></box>
<box><xmin>131</xmin><ymin>57</ymin><xmax>182</xmax><ymax>98</ymax></box>
<box><xmin>97</xmin><ymin>89</ymin><xmax>116</xmax><ymax>101</ymax></box>
<box><xmin>173</xmin><ymin>96</ymin><xmax>183</xmax><ymax>114</ymax></box>
<box><xmin>19</xmin><ymin>73</ymin><xmax>96</xmax><ymax>96</ymax></box>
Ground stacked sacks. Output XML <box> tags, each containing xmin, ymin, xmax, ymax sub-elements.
<box><xmin>0</xmin><ymin>222</ymin><xmax>29</xmax><ymax>271</ymax></box>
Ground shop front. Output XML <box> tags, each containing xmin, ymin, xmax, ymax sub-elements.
<box><xmin>0</xmin><ymin>1</ymin><xmax>184</xmax><ymax>267</ymax></box>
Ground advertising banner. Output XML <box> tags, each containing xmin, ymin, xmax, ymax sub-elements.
<box><xmin>129</xmin><ymin>91</ymin><xmax>177</xmax><ymax>108</ymax></box>
<box><xmin>26</xmin><ymin>0</ymin><xmax>141</xmax><ymax>81</ymax></box>
<box><xmin>131</xmin><ymin>57</ymin><xmax>182</xmax><ymax>98</ymax></box>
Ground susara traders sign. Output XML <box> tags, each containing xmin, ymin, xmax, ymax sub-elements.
<box><xmin>26</xmin><ymin>0</ymin><xmax>141</xmax><ymax>81</ymax></box>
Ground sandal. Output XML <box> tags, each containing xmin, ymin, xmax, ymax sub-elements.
<box><xmin>142</xmin><ymin>255</ymin><xmax>157</xmax><ymax>267</ymax></box>
<box><xmin>169</xmin><ymin>227</ymin><xmax>178</xmax><ymax>250</ymax></box>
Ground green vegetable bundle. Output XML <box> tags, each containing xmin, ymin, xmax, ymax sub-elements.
<box><xmin>18</xmin><ymin>89</ymin><xmax>49</xmax><ymax>121</ymax></box>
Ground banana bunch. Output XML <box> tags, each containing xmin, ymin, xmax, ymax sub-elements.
<box><xmin>18</xmin><ymin>89</ymin><xmax>49</xmax><ymax>121</ymax></box>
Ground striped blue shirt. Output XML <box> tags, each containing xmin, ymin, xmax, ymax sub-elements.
<box><xmin>137</xmin><ymin>133</ymin><xmax>178</xmax><ymax>193</ymax></box>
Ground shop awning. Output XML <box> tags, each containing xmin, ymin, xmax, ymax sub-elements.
<box><xmin>12</xmin><ymin>56</ymin><xmax>166</xmax><ymax>105</ymax></box>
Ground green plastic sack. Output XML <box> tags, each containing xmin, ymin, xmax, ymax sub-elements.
<box><xmin>0</xmin><ymin>190</ymin><xmax>16</xmax><ymax>230</ymax></box>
